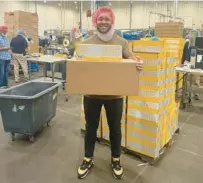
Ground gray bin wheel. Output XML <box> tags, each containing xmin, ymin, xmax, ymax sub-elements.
<box><xmin>29</xmin><ymin>135</ymin><xmax>35</xmax><ymax>143</ymax></box>
<box><xmin>47</xmin><ymin>121</ymin><xmax>50</xmax><ymax>127</ymax></box>
<box><xmin>11</xmin><ymin>133</ymin><xmax>15</xmax><ymax>141</ymax></box>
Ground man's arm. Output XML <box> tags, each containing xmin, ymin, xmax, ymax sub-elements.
<box><xmin>123</xmin><ymin>40</ymin><xmax>134</xmax><ymax>59</ymax></box>
<box><xmin>10</xmin><ymin>38</ymin><xmax>14</xmax><ymax>50</ymax></box>
<box><xmin>24</xmin><ymin>38</ymin><xmax>28</xmax><ymax>48</ymax></box>
<box><xmin>23</xmin><ymin>38</ymin><xmax>28</xmax><ymax>55</ymax></box>
<box><xmin>22</xmin><ymin>37</ymin><xmax>28</xmax><ymax>49</ymax></box>
<box><xmin>0</xmin><ymin>47</ymin><xmax>10</xmax><ymax>51</ymax></box>
<box><xmin>0</xmin><ymin>39</ymin><xmax>10</xmax><ymax>51</ymax></box>
<box><xmin>0</xmin><ymin>37</ymin><xmax>10</xmax><ymax>51</ymax></box>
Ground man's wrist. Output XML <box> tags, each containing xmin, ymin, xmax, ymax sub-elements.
<box><xmin>2</xmin><ymin>47</ymin><xmax>10</xmax><ymax>50</ymax></box>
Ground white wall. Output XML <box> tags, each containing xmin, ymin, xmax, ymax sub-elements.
<box><xmin>0</xmin><ymin>1</ymin><xmax>203</xmax><ymax>34</ymax></box>
<box><xmin>81</xmin><ymin>1</ymin><xmax>203</xmax><ymax>30</ymax></box>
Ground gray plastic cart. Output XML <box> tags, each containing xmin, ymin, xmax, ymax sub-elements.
<box><xmin>0</xmin><ymin>81</ymin><xmax>60</xmax><ymax>142</ymax></box>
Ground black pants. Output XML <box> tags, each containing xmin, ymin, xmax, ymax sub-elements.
<box><xmin>84</xmin><ymin>96</ymin><xmax>123</xmax><ymax>158</ymax></box>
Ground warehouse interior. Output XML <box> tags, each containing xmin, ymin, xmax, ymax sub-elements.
<box><xmin>0</xmin><ymin>0</ymin><xmax>203</xmax><ymax>183</ymax></box>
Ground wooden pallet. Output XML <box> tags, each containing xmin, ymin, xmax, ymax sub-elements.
<box><xmin>126</xmin><ymin>128</ymin><xmax>180</xmax><ymax>165</ymax></box>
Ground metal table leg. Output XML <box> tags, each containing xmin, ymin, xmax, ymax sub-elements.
<box><xmin>188</xmin><ymin>74</ymin><xmax>193</xmax><ymax>105</ymax></box>
<box><xmin>43</xmin><ymin>63</ymin><xmax>46</xmax><ymax>78</ymax></box>
<box><xmin>176</xmin><ymin>72</ymin><xmax>180</xmax><ymax>101</ymax></box>
<box><xmin>28</xmin><ymin>62</ymin><xmax>31</xmax><ymax>80</ymax></box>
<box><xmin>51</xmin><ymin>63</ymin><xmax>54</xmax><ymax>82</ymax></box>
<box><xmin>181</xmin><ymin>73</ymin><xmax>188</xmax><ymax>109</ymax></box>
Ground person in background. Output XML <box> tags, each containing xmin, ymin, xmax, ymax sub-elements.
<box><xmin>39</xmin><ymin>32</ymin><xmax>50</xmax><ymax>53</ymax></box>
<box><xmin>182</xmin><ymin>35</ymin><xmax>200</xmax><ymax>100</ymax></box>
<box><xmin>77</xmin><ymin>6</ymin><xmax>143</xmax><ymax>180</ymax></box>
<box><xmin>49</xmin><ymin>35</ymin><xmax>53</xmax><ymax>43</ymax></box>
<box><xmin>27</xmin><ymin>35</ymin><xmax>33</xmax><ymax>44</ymax></box>
<box><xmin>181</xmin><ymin>35</ymin><xmax>190</xmax><ymax>64</ymax></box>
<box><xmin>0</xmin><ymin>25</ymin><xmax>12</xmax><ymax>89</ymax></box>
<box><xmin>10</xmin><ymin>29</ymin><xmax>29</xmax><ymax>83</ymax></box>
<box><xmin>26</xmin><ymin>35</ymin><xmax>34</xmax><ymax>54</ymax></box>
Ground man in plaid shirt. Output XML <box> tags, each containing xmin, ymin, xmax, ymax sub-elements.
<box><xmin>0</xmin><ymin>25</ymin><xmax>11</xmax><ymax>88</ymax></box>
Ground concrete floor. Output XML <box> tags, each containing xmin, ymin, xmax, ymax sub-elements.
<box><xmin>0</xmin><ymin>72</ymin><xmax>203</xmax><ymax>183</ymax></box>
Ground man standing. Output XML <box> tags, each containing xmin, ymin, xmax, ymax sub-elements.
<box><xmin>77</xmin><ymin>7</ymin><xmax>143</xmax><ymax>180</ymax></box>
<box><xmin>0</xmin><ymin>25</ymin><xmax>11</xmax><ymax>88</ymax></box>
<box><xmin>10</xmin><ymin>29</ymin><xmax>29</xmax><ymax>83</ymax></box>
<box><xmin>26</xmin><ymin>35</ymin><xmax>34</xmax><ymax>53</ymax></box>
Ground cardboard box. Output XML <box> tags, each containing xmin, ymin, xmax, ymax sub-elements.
<box><xmin>66</xmin><ymin>59</ymin><xmax>139</xmax><ymax>96</ymax></box>
<box><xmin>4</xmin><ymin>10</ymin><xmax>39</xmax><ymax>53</ymax></box>
<box><xmin>4</xmin><ymin>12</ymin><xmax>14</xmax><ymax>23</ymax></box>
<box><xmin>76</xmin><ymin>44</ymin><xmax>122</xmax><ymax>61</ymax></box>
<box><xmin>155</xmin><ymin>22</ymin><xmax>184</xmax><ymax>38</ymax></box>
<box><xmin>29</xmin><ymin>44</ymin><xmax>39</xmax><ymax>53</ymax></box>
<box><xmin>13</xmin><ymin>11</ymin><xmax>32</xmax><ymax>23</ymax></box>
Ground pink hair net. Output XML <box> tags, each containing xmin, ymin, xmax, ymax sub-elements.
<box><xmin>0</xmin><ymin>25</ymin><xmax>8</xmax><ymax>31</ymax></box>
<box><xmin>92</xmin><ymin>6</ymin><xmax>115</xmax><ymax>26</ymax></box>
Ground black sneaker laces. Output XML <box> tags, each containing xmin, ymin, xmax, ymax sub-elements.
<box><xmin>81</xmin><ymin>160</ymin><xmax>91</xmax><ymax>170</ymax></box>
<box><xmin>112</xmin><ymin>160</ymin><xmax>121</xmax><ymax>170</ymax></box>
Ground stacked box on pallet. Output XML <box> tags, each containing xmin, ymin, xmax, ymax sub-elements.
<box><xmin>126</xmin><ymin>40</ymin><xmax>168</xmax><ymax>158</ymax></box>
<box><xmin>80</xmin><ymin>97</ymin><xmax>102</xmax><ymax>138</ymax></box>
<box><xmin>101</xmin><ymin>97</ymin><xmax>127</xmax><ymax>147</ymax></box>
<box><xmin>163</xmin><ymin>38</ymin><xmax>185</xmax><ymax>139</ymax></box>
<box><xmin>165</xmin><ymin>60</ymin><xmax>176</xmax><ymax>143</ymax></box>
<box><xmin>127</xmin><ymin>39</ymin><xmax>182</xmax><ymax>158</ymax></box>
<box><xmin>4</xmin><ymin>11</ymin><xmax>39</xmax><ymax>53</ymax></box>
<box><xmin>161</xmin><ymin>38</ymin><xmax>185</xmax><ymax>62</ymax></box>
<box><xmin>155</xmin><ymin>22</ymin><xmax>184</xmax><ymax>38</ymax></box>
<box><xmin>127</xmin><ymin>96</ymin><xmax>166</xmax><ymax>158</ymax></box>
<box><xmin>161</xmin><ymin>38</ymin><xmax>185</xmax><ymax>90</ymax></box>
<box><xmin>128</xmin><ymin>39</ymin><xmax>183</xmax><ymax>158</ymax></box>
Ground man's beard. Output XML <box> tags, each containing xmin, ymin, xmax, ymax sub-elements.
<box><xmin>97</xmin><ymin>25</ymin><xmax>112</xmax><ymax>34</ymax></box>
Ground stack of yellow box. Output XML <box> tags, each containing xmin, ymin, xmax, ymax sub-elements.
<box><xmin>126</xmin><ymin>39</ymin><xmax>182</xmax><ymax>158</ymax></box>
<box><xmin>162</xmin><ymin>38</ymin><xmax>185</xmax><ymax>90</ymax></box>
<box><xmin>127</xmin><ymin>40</ymin><xmax>166</xmax><ymax>158</ymax></box>
<box><xmin>161</xmin><ymin>38</ymin><xmax>185</xmax><ymax>63</ymax></box>
<box><xmin>163</xmin><ymin>38</ymin><xmax>185</xmax><ymax>142</ymax></box>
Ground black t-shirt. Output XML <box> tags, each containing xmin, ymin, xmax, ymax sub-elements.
<box><xmin>182</xmin><ymin>41</ymin><xmax>190</xmax><ymax>64</ymax></box>
<box><xmin>10</xmin><ymin>35</ymin><xmax>28</xmax><ymax>55</ymax></box>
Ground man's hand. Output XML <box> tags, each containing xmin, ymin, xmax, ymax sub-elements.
<box><xmin>129</xmin><ymin>56</ymin><xmax>144</xmax><ymax>71</ymax></box>
<box><xmin>11</xmin><ymin>52</ymin><xmax>14</xmax><ymax>59</ymax></box>
<box><xmin>0</xmin><ymin>47</ymin><xmax>10</xmax><ymax>51</ymax></box>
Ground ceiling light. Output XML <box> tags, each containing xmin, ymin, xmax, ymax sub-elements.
<box><xmin>44</xmin><ymin>0</ymin><xmax>46</xmax><ymax>3</ymax></box>
<box><xmin>58</xmin><ymin>3</ymin><xmax>61</xmax><ymax>6</ymax></box>
<box><xmin>74</xmin><ymin>1</ymin><xmax>77</xmax><ymax>4</ymax></box>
